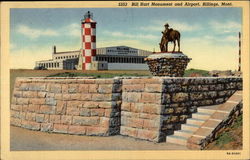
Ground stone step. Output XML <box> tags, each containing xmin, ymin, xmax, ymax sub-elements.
<box><xmin>192</xmin><ymin>112</ymin><xmax>211</xmax><ymax>120</ymax></box>
<box><xmin>174</xmin><ymin>130</ymin><xmax>193</xmax><ymax>138</ymax></box>
<box><xmin>186</xmin><ymin>118</ymin><xmax>206</xmax><ymax>126</ymax></box>
<box><xmin>197</xmin><ymin>108</ymin><xmax>217</xmax><ymax>114</ymax></box>
<box><xmin>181</xmin><ymin>123</ymin><xmax>200</xmax><ymax>131</ymax></box>
<box><xmin>166</xmin><ymin>135</ymin><xmax>188</xmax><ymax>146</ymax></box>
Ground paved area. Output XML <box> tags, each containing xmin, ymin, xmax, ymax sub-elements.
<box><xmin>10</xmin><ymin>126</ymin><xmax>188</xmax><ymax>151</ymax></box>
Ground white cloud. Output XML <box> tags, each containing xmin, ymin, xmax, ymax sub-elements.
<box><xmin>17</xmin><ymin>24</ymin><xmax>59</xmax><ymax>39</ymax></box>
<box><xmin>103</xmin><ymin>30</ymin><xmax>158</xmax><ymax>40</ymax></box>
<box><xmin>209</xmin><ymin>21</ymin><xmax>241</xmax><ymax>33</ymax></box>
<box><xmin>63</xmin><ymin>23</ymin><xmax>80</xmax><ymax>37</ymax></box>
<box><xmin>140</xmin><ymin>20</ymin><xmax>202</xmax><ymax>32</ymax></box>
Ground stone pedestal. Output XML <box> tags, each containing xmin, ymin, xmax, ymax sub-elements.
<box><xmin>145</xmin><ymin>52</ymin><xmax>191</xmax><ymax>77</ymax></box>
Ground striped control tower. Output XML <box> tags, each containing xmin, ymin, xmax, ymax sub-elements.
<box><xmin>81</xmin><ymin>11</ymin><xmax>96</xmax><ymax>70</ymax></box>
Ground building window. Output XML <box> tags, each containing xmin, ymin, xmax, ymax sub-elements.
<box><xmin>57</xmin><ymin>63</ymin><xmax>59</xmax><ymax>67</ymax></box>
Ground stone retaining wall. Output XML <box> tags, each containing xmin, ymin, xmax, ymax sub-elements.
<box><xmin>10</xmin><ymin>77</ymin><xmax>242</xmax><ymax>142</ymax></box>
<box><xmin>120</xmin><ymin>77</ymin><xmax>242</xmax><ymax>142</ymax></box>
<box><xmin>11</xmin><ymin>77</ymin><xmax>122</xmax><ymax>136</ymax></box>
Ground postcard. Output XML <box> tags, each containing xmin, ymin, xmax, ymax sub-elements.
<box><xmin>1</xmin><ymin>1</ymin><xmax>249</xmax><ymax>160</ymax></box>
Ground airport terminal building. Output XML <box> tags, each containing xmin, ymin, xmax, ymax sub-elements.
<box><xmin>35</xmin><ymin>11</ymin><xmax>153</xmax><ymax>70</ymax></box>
<box><xmin>35</xmin><ymin>45</ymin><xmax>152</xmax><ymax>70</ymax></box>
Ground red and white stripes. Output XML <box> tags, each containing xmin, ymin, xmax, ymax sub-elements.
<box><xmin>81</xmin><ymin>16</ymin><xmax>96</xmax><ymax>70</ymax></box>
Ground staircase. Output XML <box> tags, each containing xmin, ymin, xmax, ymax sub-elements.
<box><xmin>166</xmin><ymin>105</ymin><xmax>219</xmax><ymax>146</ymax></box>
<box><xmin>166</xmin><ymin>91</ymin><xmax>242</xmax><ymax>148</ymax></box>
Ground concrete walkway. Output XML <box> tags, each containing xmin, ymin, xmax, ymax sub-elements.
<box><xmin>10</xmin><ymin>126</ymin><xmax>187</xmax><ymax>151</ymax></box>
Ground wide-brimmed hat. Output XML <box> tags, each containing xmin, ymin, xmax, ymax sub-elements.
<box><xmin>164</xmin><ymin>23</ymin><xmax>169</xmax><ymax>27</ymax></box>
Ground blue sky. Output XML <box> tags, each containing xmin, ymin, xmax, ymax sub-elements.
<box><xmin>10</xmin><ymin>8</ymin><xmax>242</xmax><ymax>70</ymax></box>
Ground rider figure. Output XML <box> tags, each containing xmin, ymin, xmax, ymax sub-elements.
<box><xmin>162</xmin><ymin>23</ymin><xmax>173</xmax><ymax>40</ymax></box>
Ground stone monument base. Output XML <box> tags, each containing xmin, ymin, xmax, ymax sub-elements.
<box><xmin>145</xmin><ymin>52</ymin><xmax>191</xmax><ymax>77</ymax></box>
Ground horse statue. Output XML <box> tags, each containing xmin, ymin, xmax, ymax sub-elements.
<box><xmin>159</xmin><ymin>23</ymin><xmax>181</xmax><ymax>52</ymax></box>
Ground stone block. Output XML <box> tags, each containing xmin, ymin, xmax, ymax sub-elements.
<box><xmin>89</xmin><ymin>84</ymin><xmax>98</xmax><ymax>93</ymax></box>
<box><xmin>37</xmin><ymin>92</ymin><xmax>47</xmax><ymax>98</ymax></box>
<box><xmin>121</xmin><ymin>102</ymin><xmax>131</xmax><ymax>111</ymax></box>
<box><xmin>10</xmin><ymin>117</ymin><xmax>22</xmax><ymax>127</ymax></box>
<box><xmin>90</xmin><ymin>108</ymin><xmax>105</xmax><ymax>116</ymax></box>
<box><xmin>68</xmin><ymin>125</ymin><xmax>86</xmax><ymax>135</ymax></box>
<box><xmin>79</xmin><ymin>108</ymin><xmax>91</xmax><ymax>116</ymax></box>
<box><xmin>29</xmin><ymin>83</ymin><xmax>46</xmax><ymax>91</ymax></box>
<box><xmin>120</xmin><ymin>126</ymin><xmax>138</xmax><ymax>137</ymax></box>
<box><xmin>104</xmin><ymin>108</ymin><xmax>119</xmax><ymax>117</ymax></box>
<box><xmin>127</xmin><ymin>117</ymin><xmax>143</xmax><ymax>128</ymax></box>
<box><xmin>45</xmin><ymin>97</ymin><xmax>57</xmax><ymax>106</ymax></box>
<box><xmin>11</xmin><ymin>104</ymin><xmax>22</xmax><ymax>111</ymax></box>
<box><xmin>172</xmin><ymin>92</ymin><xmax>189</xmax><ymax>102</ymax></box>
<box><xmin>97</xmin><ymin>102</ymin><xmax>114</xmax><ymax>109</ymax></box>
<box><xmin>145</xmin><ymin>84</ymin><xmax>162</xmax><ymax>93</ymax></box>
<box><xmin>121</xmin><ymin>111</ymin><xmax>140</xmax><ymax>118</ymax></box>
<box><xmin>86</xmin><ymin>126</ymin><xmax>108</xmax><ymax>136</ymax></box>
<box><xmin>83</xmin><ymin>101</ymin><xmax>99</xmax><ymax>108</ymax></box>
<box><xmin>17</xmin><ymin>98</ymin><xmax>29</xmax><ymax>105</ymax></box>
<box><xmin>100</xmin><ymin>117</ymin><xmax>110</xmax><ymax>128</ymax></box>
<box><xmin>53</xmin><ymin>124</ymin><xmax>68</xmax><ymax>133</ymax></box>
<box><xmin>68</xmin><ymin>84</ymin><xmax>79</xmax><ymax>93</ymax></box>
<box><xmin>21</xmin><ymin>105</ymin><xmax>29</xmax><ymax>112</ymax></box>
<box><xmin>62</xmin><ymin>94</ymin><xmax>71</xmax><ymax>100</ymax></box>
<box><xmin>92</xmin><ymin>94</ymin><xmax>112</xmax><ymax>101</ymax></box>
<box><xmin>141</xmin><ymin>93</ymin><xmax>161</xmax><ymax>103</ymax></box>
<box><xmin>19</xmin><ymin>111</ymin><xmax>26</xmax><ymax>120</ymax></box>
<box><xmin>122</xmin><ymin>92</ymin><xmax>141</xmax><ymax>103</ymax></box>
<box><xmin>161</xmin><ymin>93</ymin><xmax>171</xmax><ymax>104</ymax></box>
<box><xmin>72</xmin><ymin>116</ymin><xmax>99</xmax><ymax>126</ymax></box>
<box><xmin>54</xmin><ymin>93</ymin><xmax>62</xmax><ymax>100</ymax></box>
<box><xmin>80</xmin><ymin>94</ymin><xmax>92</xmax><ymax>101</ymax></box>
<box><xmin>130</xmin><ymin>103</ymin><xmax>143</xmax><ymax>113</ymax></box>
<box><xmin>49</xmin><ymin>114</ymin><xmax>61</xmax><ymax>123</ymax></box>
<box><xmin>189</xmin><ymin>92</ymin><xmax>204</xmax><ymax>101</ymax></box>
<box><xmin>19</xmin><ymin>83</ymin><xmax>30</xmax><ymax>91</ymax></box>
<box><xmin>122</xmin><ymin>84</ymin><xmax>144</xmax><ymax>92</ymax></box>
<box><xmin>61</xmin><ymin>115</ymin><xmax>72</xmax><ymax>124</ymax></box>
<box><xmin>163</xmin><ymin>107</ymin><xmax>174</xmax><ymax>114</ymax></box>
<box><xmin>206</xmin><ymin>91</ymin><xmax>217</xmax><ymax>98</ymax></box>
<box><xmin>137</xmin><ymin>129</ymin><xmax>159</xmax><ymax>142</ymax></box>
<box><xmin>23</xmin><ymin>91</ymin><xmax>37</xmax><ymax>98</ymax></box>
<box><xmin>67</xmin><ymin>101</ymin><xmax>83</xmax><ymax>108</ymax></box>
<box><xmin>28</xmin><ymin>104</ymin><xmax>40</xmax><ymax>113</ymax></box>
<box><xmin>70</xmin><ymin>93</ymin><xmax>82</xmax><ymax>100</ymax></box>
<box><xmin>143</xmin><ymin>119</ymin><xmax>159</xmax><ymax>130</ymax></box>
<box><xmin>98</xmin><ymin>84</ymin><xmax>113</xmax><ymax>93</ymax></box>
<box><xmin>29</xmin><ymin>98</ymin><xmax>45</xmax><ymax>105</ymax></box>
<box><xmin>61</xmin><ymin>84</ymin><xmax>68</xmax><ymax>94</ymax></box>
<box><xmin>46</xmin><ymin>93</ymin><xmax>55</xmax><ymax>98</ymax></box>
<box><xmin>142</xmin><ymin>103</ymin><xmax>162</xmax><ymax>114</ymax></box>
<box><xmin>35</xmin><ymin>114</ymin><xmax>45</xmax><ymax>123</ymax></box>
<box><xmin>215</xmin><ymin>98</ymin><xmax>225</xmax><ymax>104</ymax></box>
<box><xmin>78</xmin><ymin>84</ymin><xmax>89</xmax><ymax>93</ymax></box>
<box><xmin>21</xmin><ymin>120</ymin><xmax>40</xmax><ymax>130</ymax></box>
<box><xmin>66</xmin><ymin>107</ymin><xmax>80</xmax><ymax>116</ymax></box>
<box><xmin>84</xmin><ymin>79</ymin><xmax>96</xmax><ymax>84</ymax></box>
<box><xmin>39</xmin><ymin>105</ymin><xmax>55</xmax><ymax>114</ymax></box>
<box><xmin>25</xmin><ymin>112</ymin><xmax>36</xmax><ymax>121</ymax></box>
<box><xmin>56</xmin><ymin>100</ymin><xmax>67</xmax><ymax>114</ymax></box>
<box><xmin>10</xmin><ymin>110</ymin><xmax>20</xmax><ymax>118</ymax></box>
<box><xmin>49</xmin><ymin>84</ymin><xmax>62</xmax><ymax>93</ymax></box>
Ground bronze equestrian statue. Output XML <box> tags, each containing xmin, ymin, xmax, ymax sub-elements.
<box><xmin>159</xmin><ymin>23</ymin><xmax>181</xmax><ymax>52</ymax></box>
